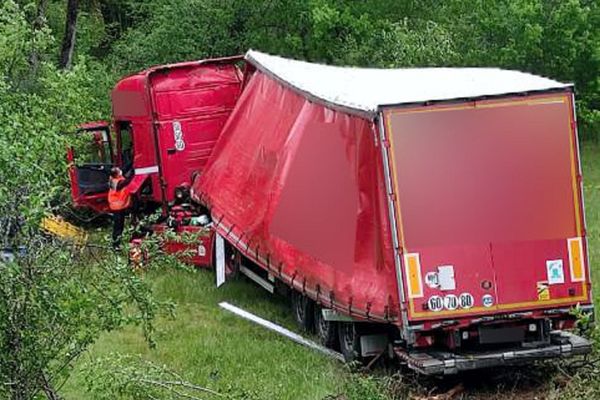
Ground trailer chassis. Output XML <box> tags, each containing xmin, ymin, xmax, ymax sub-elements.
<box><xmin>395</xmin><ymin>330</ymin><xmax>591</xmax><ymax>375</ymax></box>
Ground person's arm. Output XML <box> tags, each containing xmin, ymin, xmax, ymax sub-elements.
<box><xmin>123</xmin><ymin>168</ymin><xmax>134</xmax><ymax>180</ymax></box>
<box><xmin>116</xmin><ymin>174</ymin><xmax>133</xmax><ymax>190</ymax></box>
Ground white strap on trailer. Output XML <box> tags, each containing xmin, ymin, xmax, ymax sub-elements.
<box><xmin>219</xmin><ymin>302</ymin><xmax>344</xmax><ymax>362</ymax></box>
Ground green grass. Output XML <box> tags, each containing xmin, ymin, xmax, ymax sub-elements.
<box><xmin>61</xmin><ymin>268</ymin><xmax>362</xmax><ymax>400</ymax></box>
<box><xmin>63</xmin><ymin>143</ymin><xmax>600</xmax><ymax>400</ymax></box>
<box><xmin>581</xmin><ymin>142</ymin><xmax>600</xmax><ymax>306</ymax></box>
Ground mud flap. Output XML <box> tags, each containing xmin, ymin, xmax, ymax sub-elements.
<box><xmin>215</xmin><ymin>233</ymin><xmax>225</xmax><ymax>287</ymax></box>
<box><xmin>395</xmin><ymin>331</ymin><xmax>591</xmax><ymax>375</ymax></box>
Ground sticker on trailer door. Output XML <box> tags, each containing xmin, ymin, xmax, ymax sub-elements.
<box><xmin>458</xmin><ymin>293</ymin><xmax>474</xmax><ymax>309</ymax></box>
<box><xmin>425</xmin><ymin>272</ymin><xmax>439</xmax><ymax>288</ymax></box>
<box><xmin>427</xmin><ymin>296</ymin><xmax>444</xmax><ymax>312</ymax></box>
<box><xmin>482</xmin><ymin>294</ymin><xmax>494</xmax><ymax>308</ymax></box>
<box><xmin>443</xmin><ymin>294</ymin><xmax>459</xmax><ymax>310</ymax></box>
<box><xmin>546</xmin><ymin>259</ymin><xmax>565</xmax><ymax>285</ymax></box>
<box><xmin>173</xmin><ymin>121</ymin><xmax>186</xmax><ymax>151</ymax></box>
<box><xmin>537</xmin><ymin>282</ymin><xmax>550</xmax><ymax>301</ymax></box>
<box><xmin>437</xmin><ymin>265</ymin><xmax>456</xmax><ymax>291</ymax></box>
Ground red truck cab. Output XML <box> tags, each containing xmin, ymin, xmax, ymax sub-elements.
<box><xmin>67</xmin><ymin>56</ymin><xmax>244</xmax><ymax>215</ymax></box>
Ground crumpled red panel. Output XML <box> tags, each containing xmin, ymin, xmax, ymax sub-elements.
<box><xmin>194</xmin><ymin>71</ymin><xmax>399</xmax><ymax>323</ymax></box>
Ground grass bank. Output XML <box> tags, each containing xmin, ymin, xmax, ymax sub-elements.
<box><xmin>62</xmin><ymin>266</ymin><xmax>376</xmax><ymax>399</ymax></box>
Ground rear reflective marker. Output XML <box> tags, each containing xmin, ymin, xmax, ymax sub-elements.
<box><xmin>568</xmin><ymin>237</ymin><xmax>585</xmax><ymax>282</ymax></box>
<box><xmin>404</xmin><ymin>253</ymin><xmax>424</xmax><ymax>298</ymax></box>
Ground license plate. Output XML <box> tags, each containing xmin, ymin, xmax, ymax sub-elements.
<box><xmin>478</xmin><ymin>325</ymin><xmax>525</xmax><ymax>345</ymax></box>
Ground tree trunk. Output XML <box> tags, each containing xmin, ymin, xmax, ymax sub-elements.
<box><xmin>34</xmin><ymin>0</ymin><xmax>49</xmax><ymax>28</ymax></box>
<box><xmin>29</xmin><ymin>0</ymin><xmax>49</xmax><ymax>74</ymax></box>
<box><xmin>58</xmin><ymin>0</ymin><xmax>79</xmax><ymax>70</ymax></box>
<box><xmin>29</xmin><ymin>0</ymin><xmax>48</xmax><ymax>66</ymax></box>
<box><xmin>39</xmin><ymin>372</ymin><xmax>61</xmax><ymax>400</ymax></box>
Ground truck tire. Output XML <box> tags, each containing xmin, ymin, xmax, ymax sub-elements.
<box><xmin>338</xmin><ymin>322</ymin><xmax>361</xmax><ymax>363</ymax></box>
<box><xmin>291</xmin><ymin>292</ymin><xmax>314</xmax><ymax>332</ymax></box>
<box><xmin>314</xmin><ymin>305</ymin><xmax>338</xmax><ymax>349</ymax></box>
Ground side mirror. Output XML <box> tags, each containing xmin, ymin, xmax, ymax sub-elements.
<box><xmin>66</xmin><ymin>146</ymin><xmax>75</xmax><ymax>163</ymax></box>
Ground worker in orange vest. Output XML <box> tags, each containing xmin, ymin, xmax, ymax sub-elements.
<box><xmin>108</xmin><ymin>167</ymin><xmax>132</xmax><ymax>249</ymax></box>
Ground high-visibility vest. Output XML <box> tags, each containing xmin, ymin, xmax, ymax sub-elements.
<box><xmin>108</xmin><ymin>175</ymin><xmax>131</xmax><ymax>211</ymax></box>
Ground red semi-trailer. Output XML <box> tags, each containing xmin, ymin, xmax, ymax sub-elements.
<box><xmin>66</xmin><ymin>50</ymin><xmax>593</xmax><ymax>374</ymax></box>
<box><xmin>192</xmin><ymin>51</ymin><xmax>593</xmax><ymax>373</ymax></box>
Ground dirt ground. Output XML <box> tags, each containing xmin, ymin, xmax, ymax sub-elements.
<box><xmin>385</xmin><ymin>361</ymin><xmax>578</xmax><ymax>400</ymax></box>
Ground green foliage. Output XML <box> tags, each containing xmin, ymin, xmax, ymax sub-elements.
<box><xmin>0</xmin><ymin>1</ymin><xmax>116</xmax><ymax>222</ymax></box>
<box><xmin>83</xmin><ymin>354</ymin><xmax>226</xmax><ymax>400</ymax></box>
<box><xmin>307</xmin><ymin>1</ymin><xmax>456</xmax><ymax>67</ymax></box>
<box><xmin>60</xmin><ymin>268</ymin><xmax>346</xmax><ymax>400</ymax></box>
<box><xmin>0</xmin><ymin>221</ymin><xmax>167</xmax><ymax>399</ymax></box>
<box><xmin>102</xmin><ymin>0</ymin><xmax>599</xmax><ymax>137</ymax></box>
<box><xmin>334</xmin><ymin>373</ymin><xmax>389</xmax><ymax>400</ymax></box>
<box><xmin>435</xmin><ymin>0</ymin><xmax>600</xmax><ymax>139</ymax></box>
<box><xmin>0</xmin><ymin>1</ymin><xmax>51</xmax><ymax>88</ymax></box>
<box><xmin>107</xmin><ymin>0</ymin><xmax>241</xmax><ymax>72</ymax></box>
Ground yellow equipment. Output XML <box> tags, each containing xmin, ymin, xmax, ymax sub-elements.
<box><xmin>41</xmin><ymin>215</ymin><xmax>88</xmax><ymax>244</ymax></box>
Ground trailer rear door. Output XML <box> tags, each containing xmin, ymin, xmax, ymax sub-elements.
<box><xmin>383</xmin><ymin>92</ymin><xmax>590</xmax><ymax>321</ymax></box>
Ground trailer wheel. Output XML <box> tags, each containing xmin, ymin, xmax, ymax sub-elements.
<box><xmin>338</xmin><ymin>322</ymin><xmax>361</xmax><ymax>363</ymax></box>
<box><xmin>291</xmin><ymin>292</ymin><xmax>314</xmax><ymax>332</ymax></box>
<box><xmin>314</xmin><ymin>305</ymin><xmax>338</xmax><ymax>349</ymax></box>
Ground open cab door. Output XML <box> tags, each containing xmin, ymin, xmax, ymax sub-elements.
<box><xmin>66</xmin><ymin>122</ymin><xmax>114</xmax><ymax>213</ymax></box>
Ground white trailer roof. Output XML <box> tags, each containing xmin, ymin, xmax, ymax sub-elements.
<box><xmin>246</xmin><ymin>50</ymin><xmax>571</xmax><ymax>118</ymax></box>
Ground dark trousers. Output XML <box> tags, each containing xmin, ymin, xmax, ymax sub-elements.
<box><xmin>112</xmin><ymin>210</ymin><xmax>126</xmax><ymax>248</ymax></box>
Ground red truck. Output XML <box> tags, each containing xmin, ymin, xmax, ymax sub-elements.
<box><xmin>68</xmin><ymin>50</ymin><xmax>593</xmax><ymax>374</ymax></box>
<box><xmin>67</xmin><ymin>56</ymin><xmax>244</xmax><ymax>264</ymax></box>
